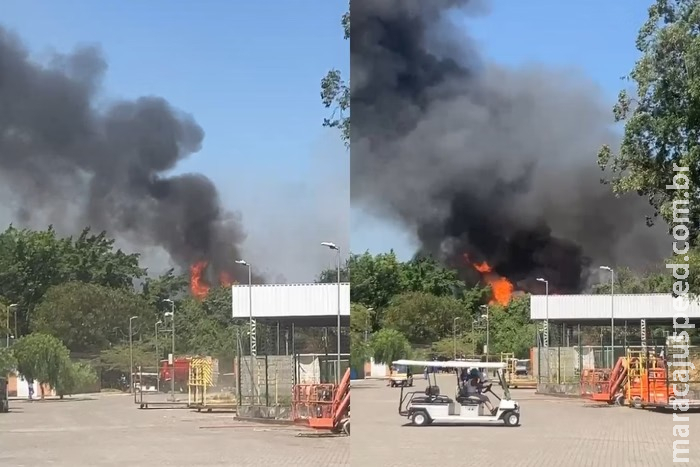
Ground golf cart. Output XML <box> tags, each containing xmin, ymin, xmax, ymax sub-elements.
<box><xmin>389</xmin><ymin>363</ymin><xmax>414</xmax><ymax>388</ymax></box>
<box><xmin>394</xmin><ymin>359</ymin><xmax>520</xmax><ymax>427</ymax></box>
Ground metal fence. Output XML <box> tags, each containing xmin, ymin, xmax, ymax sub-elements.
<box><xmin>534</xmin><ymin>322</ymin><xmax>700</xmax><ymax>398</ymax></box>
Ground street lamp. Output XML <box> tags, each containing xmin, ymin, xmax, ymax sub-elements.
<box><xmin>322</xmin><ymin>241</ymin><xmax>342</xmax><ymax>385</ymax></box>
<box><xmin>453</xmin><ymin>317</ymin><xmax>461</xmax><ymax>360</ymax></box>
<box><xmin>155</xmin><ymin>320</ymin><xmax>162</xmax><ymax>392</ymax></box>
<box><xmin>600</xmin><ymin>266</ymin><xmax>615</xmax><ymax>367</ymax></box>
<box><xmin>235</xmin><ymin>259</ymin><xmax>256</xmax><ymax>401</ymax></box>
<box><xmin>480</xmin><ymin>305</ymin><xmax>489</xmax><ymax>362</ymax></box>
<box><xmin>365</xmin><ymin>307</ymin><xmax>373</xmax><ymax>344</ymax></box>
<box><xmin>128</xmin><ymin>316</ymin><xmax>139</xmax><ymax>395</ymax></box>
<box><xmin>6</xmin><ymin>304</ymin><xmax>17</xmax><ymax>348</ymax></box>
<box><xmin>163</xmin><ymin>299</ymin><xmax>176</xmax><ymax>401</ymax></box>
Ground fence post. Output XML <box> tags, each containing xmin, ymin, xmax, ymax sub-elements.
<box><xmin>265</xmin><ymin>355</ymin><xmax>270</xmax><ymax>407</ymax></box>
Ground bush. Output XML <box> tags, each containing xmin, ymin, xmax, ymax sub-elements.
<box><xmin>56</xmin><ymin>361</ymin><xmax>99</xmax><ymax>398</ymax></box>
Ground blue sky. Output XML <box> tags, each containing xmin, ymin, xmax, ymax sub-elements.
<box><xmin>350</xmin><ymin>0</ymin><xmax>651</xmax><ymax>260</ymax></box>
<box><xmin>1</xmin><ymin>0</ymin><xmax>349</xmax><ymax>281</ymax></box>
<box><xmin>1</xmin><ymin>1</ymin><xmax>651</xmax><ymax>272</ymax></box>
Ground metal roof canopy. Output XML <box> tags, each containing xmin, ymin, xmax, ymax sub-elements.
<box><xmin>231</xmin><ymin>283</ymin><xmax>350</xmax><ymax>327</ymax></box>
<box><xmin>393</xmin><ymin>359</ymin><xmax>507</xmax><ymax>370</ymax></box>
<box><xmin>530</xmin><ymin>294</ymin><xmax>700</xmax><ymax>322</ymax></box>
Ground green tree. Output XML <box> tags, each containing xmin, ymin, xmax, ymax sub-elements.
<box><xmin>55</xmin><ymin>361</ymin><xmax>99</xmax><ymax>398</ymax></box>
<box><xmin>31</xmin><ymin>282</ymin><xmax>152</xmax><ymax>355</ymax></box>
<box><xmin>66</xmin><ymin>228</ymin><xmax>145</xmax><ymax>289</ymax></box>
<box><xmin>371</xmin><ymin>328</ymin><xmax>411</xmax><ymax>364</ymax></box>
<box><xmin>597</xmin><ymin>1</ymin><xmax>700</xmax><ymax>240</ymax></box>
<box><xmin>141</xmin><ymin>269</ymin><xmax>189</xmax><ymax>310</ymax></box>
<box><xmin>0</xmin><ymin>348</ymin><xmax>16</xmax><ymax>375</ymax></box>
<box><xmin>487</xmin><ymin>297</ymin><xmax>536</xmax><ymax>358</ymax></box>
<box><xmin>316</xmin><ymin>261</ymin><xmax>350</xmax><ymax>283</ymax></box>
<box><xmin>349</xmin><ymin>251</ymin><xmax>404</xmax><ymax>320</ymax></box>
<box><xmin>98</xmin><ymin>343</ymin><xmax>155</xmax><ymax>374</ymax></box>
<box><xmin>0</xmin><ymin>226</ymin><xmax>145</xmax><ymax>335</ymax></box>
<box><xmin>383</xmin><ymin>292</ymin><xmax>469</xmax><ymax>344</ymax></box>
<box><xmin>400</xmin><ymin>256</ymin><xmax>467</xmax><ymax>298</ymax></box>
<box><xmin>12</xmin><ymin>333</ymin><xmax>70</xmax><ymax>398</ymax></box>
<box><xmin>349</xmin><ymin>303</ymin><xmax>373</xmax><ymax>374</ymax></box>
<box><xmin>175</xmin><ymin>296</ymin><xmax>238</xmax><ymax>357</ymax></box>
<box><xmin>590</xmin><ymin>267</ymin><xmax>673</xmax><ymax>294</ymax></box>
<box><xmin>430</xmin><ymin>334</ymin><xmax>478</xmax><ymax>359</ymax></box>
<box><xmin>350</xmin><ymin>303</ymin><xmax>373</xmax><ymax>335</ymax></box>
<box><xmin>320</xmin><ymin>2</ymin><xmax>350</xmax><ymax>146</ymax></box>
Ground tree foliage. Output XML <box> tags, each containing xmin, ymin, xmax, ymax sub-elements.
<box><xmin>383</xmin><ymin>292</ymin><xmax>468</xmax><ymax>345</ymax></box>
<box><xmin>589</xmin><ymin>267</ymin><xmax>673</xmax><ymax>294</ymax></box>
<box><xmin>32</xmin><ymin>282</ymin><xmax>151</xmax><ymax>354</ymax></box>
<box><xmin>0</xmin><ymin>226</ymin><xmax>144</xmax><ymax>335</ymax></box>
<box><xmin>55</xmin><ymin>361</ymin><xmax>99</xmax><ymax>398</ymax></box>
<box><xmin>0</xmin><ymin>347</ymin><xmax>16</xmax><ymax>375</ymax></box>
<box><xmin>320</xmin><ymin>2</ymin><xmax>350</xmax><ymax>146</ymax></box>
<box><xmin>12</xmin><ymin>333</ymin><xmax>70</xmax><ymax>397</ymax></box>
<box><xmin>598</xmin><ymin>1</ymin><xmax>700</xmax><ymax>239</ymax></box>
<box><xmin>371</xmin><ymin>328</ymin><xmax>411</xmax><ymax>365</ymax></box>
<box><xmin>486</xmin><ymin>297</ymin><xmax>537</xmax><ymax>358</ymax></box>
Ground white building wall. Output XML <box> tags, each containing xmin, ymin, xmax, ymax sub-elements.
<box><xmin>530</xmin><ymin>293</ymin><xmax>700</xmax><ymax>320</ymax></box>
<box><xmin>232</xmin><ymin>283</ymin><xmax>351</xmax><ymax>319</ymax></box>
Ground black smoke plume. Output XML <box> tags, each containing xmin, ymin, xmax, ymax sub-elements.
<box><xmin>0</xmin><ymin>26</ymin><xmax>250</xmax><ymax>282</ymax></box>
<box><xmin>351</xmin><ymin>0</ymin><xmax>668</xmax><ymax>293</ymax></box>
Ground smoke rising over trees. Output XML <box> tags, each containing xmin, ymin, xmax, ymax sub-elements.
<box><xmin>350</xmin><ymin>0</ymin><xmax>669</xmax><ymax>293</ymax></box>
<box><xmin>0</xmin><ymin>26</ymin><xmax>247</xmax><ymax>279</ymax></box>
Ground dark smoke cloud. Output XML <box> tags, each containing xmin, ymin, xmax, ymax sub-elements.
<box><xmin>0</xmin><ymin>26</ymin><xmax>251</xmax><ymax>281</ymax></box>
<box><xmin>351</xmin><ymin>0</ymin><xmax>669</xmax><ymax>293</ymax></box>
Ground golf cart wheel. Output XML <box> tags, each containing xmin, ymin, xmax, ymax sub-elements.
<box><xmin>503</xmin><ymin>412</ymin><xmax>520</xmax><ymax>427</ymax></box>
<box><xmin>411</xmin><ymin>410</ymin><xmax>430</xmax><ymax>426</ymax></box>
<box><xmin>631</xmin><ymin>397</ymin><xmax>643</xmax><ymax>409</ymax></box>
<box><xmin>614</xmin><ymin>395</ymin><xmax>625</xmax><ymax>406</ymax></box>
<box><xmin>341</xmin><ymin>418</ymin><xmax>350</xmax><ymax>435</ymax></box>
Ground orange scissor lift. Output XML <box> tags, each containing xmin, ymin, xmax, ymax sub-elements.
<box><xmin>292</xmin><ymin>368</ymin><xmax>350</xmax><ymax>435</ymax></box>
<box><xmin>625</xmin><ymin>348</ymin><xmax>674</xmax><ymax>409</ymax></box>
<box><xmin>580</xmin><ymin>356</ymin><xmax>628</xmax><ymax>405</ymax></box>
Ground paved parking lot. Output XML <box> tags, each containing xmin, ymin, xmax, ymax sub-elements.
<box><xmin>0</xmin><ymin>394</ymin><xmax>349</xmax><ymax>466</ymax></box>
<box><xmin>352</xmin><ymin>375</ymin><xmax>700</xmax><ymax>467</ymax></box>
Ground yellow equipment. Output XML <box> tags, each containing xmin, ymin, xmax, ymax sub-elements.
<box><xmin>500</xmin><ymin>352</ymin><xmax>536</xmax><ymax>389</ymax></box>
<box><xmin>187</xmin><ymin>356</ymin><xmax>237</xmax><ymax>412</ymax></box>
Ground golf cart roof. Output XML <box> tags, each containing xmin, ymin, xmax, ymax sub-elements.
<box><xmin>393</xmin><ymin>359</ymin><xmax>507</xmax><ymax>370</ymax></box>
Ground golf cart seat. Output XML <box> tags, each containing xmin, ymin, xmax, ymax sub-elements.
<box><xmin>411</xmin><ymin>385</ymin><xmax>452</xmax><ymax>405</ymax></box>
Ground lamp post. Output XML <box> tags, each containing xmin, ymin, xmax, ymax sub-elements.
<box><xmin>163</xmin><ymin>299</ymin><xmax>175</xmax><ymax>401</ymax></box>
<box><xmin>480</xmin><ymin>305</ymin><xmax>489</xmax><ymax>362</ymax></box>
<box><xmin>600</xmin><ymin>266</ymin><xmax>615</xmax><ymax>367</ymax></box>
<box><xmin>6</xmin><ymin>304</ymin><xmax>17</xmax><ymax>348</ymax></box>
<box><xmin>155</xmin><ymin>320</ymin><xmax>162</xmax><ymax>392</ymax></box>
<box><xmin>235</xmin><ymin>259</ymin><xmax>255</xmax><ymax>401</ymax></box>
<box><xmin>322</xmin><ymin>242</ymin><xmax>342</xmax><ymax>385</ymax></box>
<box><xmin>365</xmin><ymin>307</ymin><xmax>373</xmax><ymax>344</ymax></box>
<box><xmin>453</xmin><ymin>317</ymin><xmax>461</xmax><ymax>359</ymax></box>
<box><xmin>128</xmin><ymin>316</ymin><xmax>139</xmax><ymax>395</ymax></box>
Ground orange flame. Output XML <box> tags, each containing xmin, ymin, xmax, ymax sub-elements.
<box><xmin>190</xmin><ymin>261</ymin><xmax>210</xmax><ymax>300</ymax></box>
<box><xmin>464</xmin><ymin>255</ymin><xmax>514</xmax><ymax>306</ymax></box>
<box><xmin>219</xmin><ymin>271</ymin><xmax>234</xmax><ymax>287</ymax></box>
<box><xmin>190</xmin><ymin>261</ymin><xmax>237</xmax><ymax>300</ymax></box>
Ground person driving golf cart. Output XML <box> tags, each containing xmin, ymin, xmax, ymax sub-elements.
<box><xmin>464</xmin><ymin>368</ymin><xmax>496</xmax><ymax>414</ymax></box>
